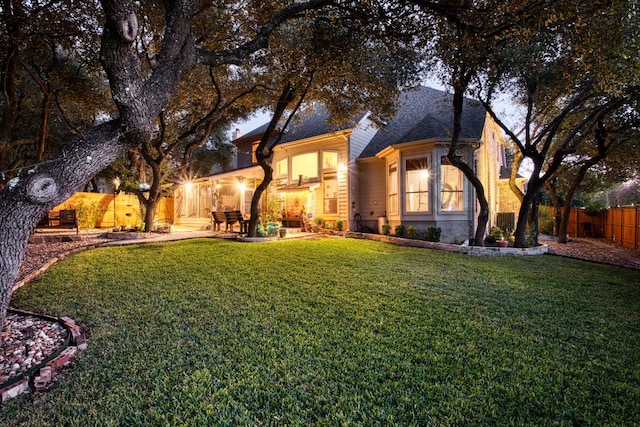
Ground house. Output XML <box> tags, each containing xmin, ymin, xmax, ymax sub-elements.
<box><xmin>172</xmin><ymin>86</ymin><xmax>508</xmax><ymax>242</ymax></box>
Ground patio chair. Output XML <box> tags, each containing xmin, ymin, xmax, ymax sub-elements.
<box><xmin>211</xmin><ymin>211</ymin><xmax>225</xmax><ymax>231</ymax></box>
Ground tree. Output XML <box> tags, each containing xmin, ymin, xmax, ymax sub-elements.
<box><xmin>240</xmin><ymin>2</ymin><xmax>425</xmax><ymax>236</ymax></box>
<box><xmin>0</xmin><ymin>0</ymin><xmax>348</xmax><ymax>327</ymax></box>
<box><xmin>408</xmin><ymin>0</ymin><xmax>557</xmax><ymax>245</ymax></box>
<box><xmin>545</xmin><ymin>107</ymin><xmax>640</xmax><ymax>241</ymax></box>
<box><xmin>0</xmin><ymin>1</ymin><xmax>107</xmax><ymax>179</ymax></box>
<box><xmin>463</xmin><ymin>0</ymin><xmax>639</xmax><ymax>247</ymax></box>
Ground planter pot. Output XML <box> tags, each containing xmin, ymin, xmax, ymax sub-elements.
<box><xmin>279</xmin><ymin>228</ymin><xmax>287</xmax><ymax>238</ymax></box>
<box><xmin>497</xmin><ymin>240</ymin><xmax>509</xmax><ymax>247</ymax></box>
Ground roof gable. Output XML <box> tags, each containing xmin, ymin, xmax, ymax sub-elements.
<box><xmin>234</xmin><ymin>86</ymin><xmax>487</xmax><ymax>156</ymax></box>
<box><xmin>234</xmin><ymin>104</ymin><xmax>366</xmax><ymax>145</ymax></box>
<box><xmin>359</xmin><ymin>86</ymin><xmax>487</xmax><ymax>158</ymax></box>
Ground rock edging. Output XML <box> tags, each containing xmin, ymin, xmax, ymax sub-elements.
<box><xmin>0</xmin><ymin>309</ymin><xmax>87</xmax><ymax>403</ymax></box>
<box><xmin>346</xmin><ymin>232</ymin><xmax>547</xmax><ymax>256</ymax></box>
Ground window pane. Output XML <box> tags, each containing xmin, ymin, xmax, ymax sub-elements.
<box><xmin>323</xmin><ymin>172</ymin><xmax>338</xmax><ymax>214</ymax></box>
<box><xmin>251</xmin><ymin>142</ymin><xmax>259</xmax><ymax>163</ymax></box>
<box><xmin>292</xmin><ymin>152</ymin><xmax>318</xmax><ymax>180</ymax></box>
<box><xmin>405</xmin><ymin>157</ymin><xmax>429</xmax><ymax>212</ymax></box>
<box><xmin>276</xmin><ymin>159</ymin><xmax>288</xmax><ymax>176</ymax></box>
<box><xmin>441</xmin><ymin>162</ymin><xmax>464</xmax><ymax>211</ymax></box>
<box><xmin>405</xmin><ymin>192</ymin><xmax>429</xmax><ymax>212</ymax></box>
<box><xmin>323</xmin><ymin>152</ymin><xmax>338</xmax><ymax>169</ymax></box>
<box><xmin>388</xmin><ymin>162</ymin><xmax>398</xmax><ymax>213</ymax></box>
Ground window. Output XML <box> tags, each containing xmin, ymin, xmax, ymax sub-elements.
<box><xmin>291</xmin><ymin>152</ymin><xmax>318</xmax><ymax>181</ymax></box>
<box><xmin>405</xmin><ymin>157</ymin><xmax>429</xmax><ymax>212</ymax></box>
<box><xmin>388</xmin><ymin>162</ymin><xmax>398</xmax><ymax>214</ymax></box>
<box><xmin>323</xmin><ymin>152</ymin><xmax>338</xmax><ymax>169</ymax></box>
<box><xmin>251</xmin><ymin>142</ymin><xmax>259</xmax><ymax>163</ymax></box>
<box><xmin>440</xmin><ymin>157</ymin><xmax>464</xmax><ymax>211</ymax></box>
<box><xmin>276</xmin><ymin>159</ymin><xmax>288</xmax><ymax>177</ymax></box>
<box><xmin>323</xmin><ymin>172</ymin><xmax>338</xmax><ymax>214</ymax></box>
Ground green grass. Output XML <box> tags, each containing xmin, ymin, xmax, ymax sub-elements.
<box><xmin>2</xmin><ymin>238</ymin><xmax>640</xmax><ymax>426</ymax></box>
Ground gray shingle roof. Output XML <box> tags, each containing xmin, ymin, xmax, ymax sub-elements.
<box><xmin>236</xmin><ymin>86</ymin><xmax>487</xmax><ymax>157</ymax></box>
<box><xmin>358</xmin><ymin>86</ymin><xmax>487</xmax><ymax>159</ymax></box>
<box><xmin>237</xmin><ymin>104</ymin><xmax>365</xmax><ymax>144</ymax></box>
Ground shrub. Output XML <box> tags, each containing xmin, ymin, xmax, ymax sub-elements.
<box><xmin>490</xmin><ymin>226</ymin><xmax>505</xmax><ymax>241</ymax></box>
<box><xmin>538</xmin><ymin>207</ymin><xmax>555</xmax><ymax>235</ymax></box>
<box><xmin>426</xmin><ymin>227</ymin><xmax>441</xmax><ymax>242</ymax></box>
<box><xmin>315</xmin><ymin>217</ymin><xmax>324</xmax><ymax>226</ymax></box>
<box><xmin>382</xmin><ymin>223</ymin><xmax>391</xmax><ymax>235</ymax></box>
<box><xmin>394</xmin><ymin>224</ymin><xmax>405</xmax><ymax>237</ymax></box>
<box><xmin>584</xmin><ymin>199</ymin><xmax>607</xmax><ymax>217</ymax></box>
<box><xmin>266</xmin><ymin>223</ymin><xmax>279</xmax><ymax>237</ymax></box>
<box><xmin>72</xmin><ymin>196</ymin><xmax>109</xmax><ymax>229</ymax></box>
<box><xmin>406</xmin><ymin>225</ymin><xmax>418</xmax><ymax>239</ymax></box>
<box><xmin>336</xmin><ymin>220</ymin><xmax>343</xmax><ymax>231</ymax></box>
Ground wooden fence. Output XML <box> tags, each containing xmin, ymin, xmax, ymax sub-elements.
<box><xmin>47</xmin><ymin>192</ymin><xmax>174</xmax><ymax>229</ymax></box>
<box><xmin>566</xmin><ymin>207</ymin><xmax>640</xmax><ymax>250</ymax></box>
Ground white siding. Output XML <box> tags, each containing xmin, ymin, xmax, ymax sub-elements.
<box><xmin>350</xmin><ymin>114</ymin><xmax>379</xmax><ymax>161</ymax></box>
<box><xmin>356</xmin><ymin>159</ymin><xmax>387</xmax><ymax>231</ymax></box>
<box><xmin>476</xmin><ymin>113</ymin><xmax>505</xmax><ymax>232</ymax></box>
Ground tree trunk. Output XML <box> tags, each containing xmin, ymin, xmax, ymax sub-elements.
<box><xmin>514</xmin><ymin>175</ymin><xmax>544</xmax><ymax>247</ymax></box>
<box><xmin>0</xmin><ymin>120</ymin><xmax>124</xmax><ymax>326</ymax></box>
<box><xmin>247</xmin><ymin>83</ymin><xmax>296</xmax><ymax>237</ymax></box>
<box><xmin>143</xmin><ymin>194</ymin><xmax>161</xmax><ymax>232</ymax></box>
<box><xmin>544</xmin><ymin>178</ymin><xmax>563</xmax><ymax>238</ymax></box>
<box><xmin>248</xmin><ymin>166</ymin><xmax>273</xmax><ymax>237</ymax></box>
<box><xmin>449</xmin><ymin>80</ymin><xmax>489</xmax><ymax>246</ymax></box>
<box><xmin>558</xmin><ymin>162</ymin><xmax>607</xmax><ymax>243</ymax></box>
<box><xmin>558</xmin><ymin>123</ymin><xmax>609</xmax><ymax>243</ymax></box>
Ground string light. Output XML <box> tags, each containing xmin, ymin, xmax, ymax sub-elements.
<box><xmin>0</xmin><ymin>130</ymin><xmax>129</xmax><ymax>178</ymax></box>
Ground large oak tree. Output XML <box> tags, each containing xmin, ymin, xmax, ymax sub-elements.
<box><xmin>0</xmin><ymin>0</ymin><xmax>345</xmax><ymax>326</ymax></box>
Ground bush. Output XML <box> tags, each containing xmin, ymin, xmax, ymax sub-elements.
<box><xmin>72</xmin><ymin>196</ymin><xmax>109</xmax><ymax>229</ymax></box>
<box><xmin>336</xmin><ymin>220</ymin><xmax>343</xmax><ymax>231</ymax></box>
<box><xmin>394</xmin><ymin>224</ymin><xmax>405</xmax><ymax>238</ymax></box>
<box><xmin>538</xmin><ymin>208</ymin><xmax>555</xmax><ymax>235</ymax></box>
<box><xmin>406</xmin><ymin>225</ymin><xmax>418</xmax><ymax>239</ymax></box>
<box><xmin>426</xmin><ymin>227</ymin><xmax>441</xmax><ymax>242</ymax></box>
<box><xmin>265</xmin><ymin>223</ymin><xmax>279</xmax><ymax>237</ymax></box>
<box><xmin>315</xmin><ymin>217</ymin><xmax>324</xmax><ymax>227</ymax></box>
<box><xmin>382</xmin><ymin>223</ymin><xmax>391</xmax><ymax>235</ymax></box>
<box><xmin>490</xmin><ymin>226</ymin><xmax>504</xmax><ymax>241</ymax></box>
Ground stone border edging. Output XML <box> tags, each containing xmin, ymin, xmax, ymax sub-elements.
<box><xmin>0</xmin><ymin>309</ymin><xmax>87</xmax><ymax>403</ymax></box>
<box><xmin>345</xmin><ymin>232</ymin><xmax>548</xmax><ymax>256</ymax></box>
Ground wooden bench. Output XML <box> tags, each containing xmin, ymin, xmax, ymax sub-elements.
<box><xmin>223</xmin><ymin>210</ymin><xmax>248</xmax><ymax>233</ymax></box>
<box><xmin>38</xmin><ymin>209</ymin><xmax>79</xmax><ymax>234</ymax></box>
<box><xmin>281</xmin><ymin>217</ymin><xmax>303</xmax><ymax>228</ymax></box>
<box><xmin>211</xmin><ymin>211</ymin><xmax>225</xmax><ymax>231</ymax></box>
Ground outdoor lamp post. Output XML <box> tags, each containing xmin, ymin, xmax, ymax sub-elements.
<box><xmin>113</xmin><ymin>177</ymin><xmax>120</xmax><ymax>228</ymax></box>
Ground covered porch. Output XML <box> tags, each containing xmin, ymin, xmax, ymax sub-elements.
<box><xmin>173</xmin><ymin>166</ymin><xmax>263</xmax><ymax>230</ymax></box>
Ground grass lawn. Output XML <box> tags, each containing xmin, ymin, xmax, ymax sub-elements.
<box><xmin>2</xmin><ymin>237</ymin><xmax>639</xmax><ymax>426</ymax></box>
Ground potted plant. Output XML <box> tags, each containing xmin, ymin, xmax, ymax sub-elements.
<box><xmin>491</xmin><ymin>226</ymin><xmax>508</xmax><ymax>247</ymax></box>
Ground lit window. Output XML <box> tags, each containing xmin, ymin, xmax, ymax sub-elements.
<box><xmin>388</xmin><ymin>162</ymin><xmax>398</xmax><ymax>214</ymax></box>
<box><xmin>405</xmin><ymin>157</ymin><xmax>429</xmax><ymax>212</ymax></box>
<box><xmin>323</xmin><ymin>152</ymin><xmax>338</xmax><ymax>169</ymax></box>
<box><xmin>323</xmin><ymin>172</ymin><xmax>338</xmax><ymax>214</ymax></box>
<box><xmin>441</xmin><ymin>157</ymin><xmax>464</xmax><ymax>211</ymax></box>
<box><xmin>291</xmin><ymin>152</ymin><xmax>318</xmax><ymax>180</ymax></box>
<box><xmin>251</xmin><ymin>142</ymin><xmax>259</xmax><ymax>163</ymax></box>
<box><xmin>276</xmin><ymin>159</ymin><xmax>288</xmax><ymax>177</ymax></box>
